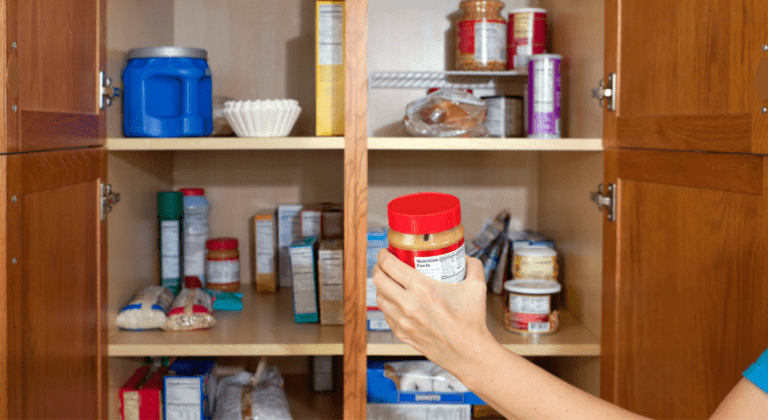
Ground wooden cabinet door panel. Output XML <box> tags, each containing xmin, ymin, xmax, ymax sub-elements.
<box><xmin>601</xmin><ymin>148</ymin><xmax>768</xmax><ymax>419</ymax></box>
<box><xmin>5</xmin><ymin>148</ymin><xmax>107</xmax><ymax>419</ymax></box>
<box><xmin>603</xmin><ymin>0</ymin><xmax>768</xmax><ymax>153</ymax></box>
<box><xmin>8</xmin><ymin>0</ymin><xmax>106</xmax><ymax>153</ymax></box>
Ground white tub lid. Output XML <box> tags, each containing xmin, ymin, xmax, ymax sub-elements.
<box><xmin>509</xmin><ymin>8</ymin><xmax>547</xmax><ymax>14</ymax></box>
<box><xmin>514</xmin><ymin>246</ymin><xmax>556</xmax><ymax>257</ymax></box>
<box><xmin>505</xmin><ymin>279</ymin><xmax>561</xmax><ymax>295</ymax></box>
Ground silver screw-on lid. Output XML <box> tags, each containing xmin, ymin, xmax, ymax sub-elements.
<box><xmin>126</xmin><ymin>46</ymin><xmax>207</xmax><ymax>60</ymax></box>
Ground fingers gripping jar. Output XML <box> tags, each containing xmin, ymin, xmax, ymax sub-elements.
<box><xmin>387</xmin><ymin>193</ymin><xmax>466</xmax><ymax>283</ymax></box>
<box><xmin>456</xmin><ymin>0</ymin><xmax>508</xmax><ymax>71</ymax></box>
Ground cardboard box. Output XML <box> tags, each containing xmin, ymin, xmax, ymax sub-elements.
<box><xmin>321</xmin><ymin>202</ymin><xmax>343</xmax><ymax>239</ymax></box>
<box><xmin>164</xmin><ymin>358</ymin><xmax>217</xmax><ymax>420</ymax></box>
<box><xmin>366</xmin><ymin>229</ymin><xmax>388</xmax><ymax>310</ymax></box>
<box><xmin>367</xmin><ymin>309</ymin><xmax>391</xmax><ymax>331</ymax></box>
<box><xmin>290</xmin><ymin>236</ymin><xmax>320</xmax><ymax>323</ymax></box>
<box><xmin>301</xmin><ymin>207</ymin><xmax>323</xmax><ymax>238</ymax></box>
<box><xmin>278</xmin><ymin>204</ymin><xmax>303</xmax><ymax>287</ymax></box>
<box><xmin>367</xmin><ymin>360</ymin><xmax>484</xmax><ymax>405</ymax></box>
<box><xmin>254</xmin><ymin>210</ymin><xmax>277</xmax><ymax>293</ymax></box>
<box><xmin>119</xmin><ymin>365</ymin><xmax>167</xmax><ymax>420</ymax></box>
<box><xmin>367</xmin><ymin>404</ymin><xmax>471</xmax><ymax>420</ymax></box>
<box><xmin>316</xmin><ymin>1</ymin><xmax>345</xmax><ymax>136</ymax></box>
<box><xmin>318</xmin><ymin>239</ymin><xmax>344</xmax><ymax>325</ymax></box>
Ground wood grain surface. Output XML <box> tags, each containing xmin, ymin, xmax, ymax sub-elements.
<box><xmin>343</xmin><ymin>0</ymin><xmax>368</xmax><ymax>418</ymax></box>
<box><xmin>7</xmin><ymin>148</ymin><xmax>106</xmax><ymax>419</ymax></box>
<box><xmin>602</xmin><ymin>149</ymin><xmax>768</xmax><ymax>418</ymax></box>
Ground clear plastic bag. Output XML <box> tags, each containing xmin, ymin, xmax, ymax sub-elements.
<box><xmin>213</xmin><ymin>361</ymin><xmax>293</xmax><ymax>420</ymax></box>
<box><xmin>383</xmin><ymin>361</ymin><xmax>469</xmax><ymax>393</ymax></box>
<box><xmin>403</xmin><ymin>89</ymin><xmax>489</xmax><ymax>138</ymax></box>
<box><xmin>116</xmin><ymin>286</ymin><xmax>173</xmax><ymax>330</ymax></box>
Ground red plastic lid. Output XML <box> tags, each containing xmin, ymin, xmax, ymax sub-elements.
<box><xmin>180</xmin><ymin>188</ymin><xmax>205</xmax><ymax>196</ymax></box>
<box><xmin>206</xmin><ymin>237</ymin><xmax>239</xmax><ymax>250</ymax></box>
<box><xmin>387</xmin><ymin>192</ymin><xmax>461</xmax><ymax>234</ymax></box>
<box><xmin>427</xmin><ymin>87</ymin><xmax>473</xmax><ymax>94</ymax></box>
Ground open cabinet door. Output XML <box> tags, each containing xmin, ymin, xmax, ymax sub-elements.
<box><xmin>601</xmin><ymin>0</ymin><xmax>768</xmax><ymax>418</ymax></box>
<box><xmin>2</xmin><ymin>0</ymin><xmax>108</xmax><ymax>418</ymax></box>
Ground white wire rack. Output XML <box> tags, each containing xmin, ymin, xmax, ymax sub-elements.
<box><xmin>368</xmin><ymin>70</ymin><xmax>528</xmax><ymax>90</ymax></box>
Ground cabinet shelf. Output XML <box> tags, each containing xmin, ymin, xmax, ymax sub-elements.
<box><xmin>108</xmin><ymin>289</ymin><xmax>343</xmax><ymax>357</ymax></box>
<box><xmin>369</xmin><ymin>137</ymin><xmax>603</xmax><ymax>151</ymax></box>
<box><xmin>369</xmin><ymin>70</ymin><xmax>528</xmax><ymax>90</ymax></box>
<box><xmin>368</xmin><ymin>295</ymin><xmax>600</xmax><ymax>357</ymax></box>
<box><xmin>106</xmin><ymin>136</ymin><xmax>345</xmax><ymax>151</ymax></box>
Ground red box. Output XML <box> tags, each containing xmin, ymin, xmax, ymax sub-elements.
<box><xmin>119</xmin><ymin>365</ymin><xmax>168</xmax><ymax>420</ymax></box>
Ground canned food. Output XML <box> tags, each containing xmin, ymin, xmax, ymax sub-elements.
<box><xmin>481</xmin><ymin>95</ymin><xmax>523</xmax><ymax>137</ymax></box>
<box><xmin>507</xmin><ymin>8</ymin><xmax>547</xmax><ymax>70</ymax></box>
<box><xmin>504</xmin><ymin>279</ymin><xmax>561</xmax><ymax>334</ymax></box>
<box><xmin>527</xmin><ymin>54</ymin><xmax>562</xmax><ymax>138</ymax></box>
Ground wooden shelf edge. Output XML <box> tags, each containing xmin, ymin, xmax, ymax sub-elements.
<box><xmin>368</xmin><ymin>137</ymin><xmax>604</xmax><ymax>151</ymax></box>
<box><xmin>108</xmin><ymin>343</ymin><xmax>344</xmax><ymax>357</ymax></box>
<box><xmin>367</xmin><ymin>310</ymin><xmax>600</xmax><ymax>357</ymax></box>
<box><xmin>106</xmin><ymin>136</ymin><xmax>345</xmax><ymax>151</ymax></box>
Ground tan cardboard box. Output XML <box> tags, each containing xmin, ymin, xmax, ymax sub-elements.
<box><xmin>316</xmin><ymin>1</ymin><xmax>345</xmax><ymax>136</ymax></box>
<box><xmin>318</xmin><ymin>239</ymin><xmax>344</xmax><ymax>325</ymax></box>
<box><xmin>254</xmin><ymin>210</ymin><xmax>277</xmax><ymax>293</ymax></box>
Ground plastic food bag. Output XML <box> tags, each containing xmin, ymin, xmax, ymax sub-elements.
<box><xmin>383</xmin><ymin>360</ymin><xmax>469</xmax><ymax>393</ymax></box>
<box><xmin>403</xmin><ymin>88</ymin><xmax>489</xmax><ymax>138</ymax></box>
<box><xmin>116</xmin><ymin>286</ymin><xmax>174</xmax><ymax>330</ymax></box>
<box><xmin>162</xmin><ymin>288</ymin><xmax>216</xmax><ymax>331</ymax></box>
<box><xmin>213</xmin><ymin>362</ymin><xmax>293</xmax><ymax>420</ymax></box>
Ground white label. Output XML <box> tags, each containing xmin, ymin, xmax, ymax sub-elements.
<box><xmin>302</xmin><ymin>211</ymin><xmax>322</xmax><ymax>237</ymax></box>
<box><xmin>278</xmin><ymin>206</ymin><xmax>302</xmax><ymax>287</ymax></box>
<box><xmin>206</xmin><ymin>260</ymin><xmax>239</xmax><ymax>284</ymax></box>
<box><xmin>516</xmin><ymin>256</ymin><xmax>556</xmax><ymax>279</ymax></box>
<box><xmin>184</xmin><ymin>234</ymin><xmax>207</xmax><ymax>277</ymax></box>
<box><xmin>533</xmin><ymin>59</ymin><xmax>556</xmax><ymax>113</ymax></box>
<box><xmin>184</xmin><ymin>210</ymin><xmax>209</xmax><ymax>235</ymax></box>
<box><xmin>320</xmin><ymin>251</ymin><xmax>343</xmax><ymax>300</ymax></box>
<box><xmin>291</xmin><ymin>247</ymin><xmax>317</xmax><ymax>314</ymax></box>
<box><xmin>256</xmin><ymin>219</ymin><xmax>274</xmax><ymax>275</ymax></box>
<box><xmin>510</xmin><ymin>294</ymin><xmax>550</xmax><ymax>315</ymax></box>
<box><xmin>164</xmin><ymin>377</ymin><xmax>201</xmax><ymax>420</ymax></box>
<box><xmin>367</xmin><ymin>277</ymin><xmax>378</xmax><ymax>308</ymax></box>
<box><xmin>528</xmin><ymin>322</ymin><xmax>551</xmax><ymax>332</ymax></box>
<box><xmin>161</xmin><ymin>220</ymin><xmax>180</xmax><ymax>279</ymax></box>
<box><xmin>474</xmin><ymin>21</ymin><xmax>506</xmax><ymax>63</ymax></box>
<box><xmin>413</xmin><ymin>244</ymin><xmax>466</xmax><ymax>284</ymax></box>
<box><xmin>318</xmin><ymin>4</ymin><xmax>344</xmax><ymax>66</ymax></box>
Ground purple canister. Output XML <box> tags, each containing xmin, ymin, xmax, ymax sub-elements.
<box><xmin>527</xmin><ymin>54</ymin><xmax>562</xmax><ymax>138</ymax></box>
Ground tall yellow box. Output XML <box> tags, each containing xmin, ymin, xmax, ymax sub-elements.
<box><xmin>316</xmin><ymin>1</ymin><xmax>345</xmax><ymax>136</ymax></box>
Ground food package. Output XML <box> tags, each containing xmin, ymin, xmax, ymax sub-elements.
<box><xmin>116</xmin><ymin>286</ymin><xmax>174</xmax><ymax>330</ymax></box>
<box><xmin>213</xmin><ymin>362</ymin><xmax>293</xmax><ymax>420</ymax></box>
<box><xmin>162</xmin><ymin>288</ymin><xmax>216</xmax><ymax>331</ymax></box>
<box><xmin>403</xmin><ymin>88</ymin><xmax>489</xmax><ymax>138</ymax></box>
<box><xmin>383</xmin><ymin>361</ymin><xmax>469</xmax><ymax>393</ymax></box>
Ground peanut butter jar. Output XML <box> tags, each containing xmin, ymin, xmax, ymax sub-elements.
<box><xmin>387</xmin><ymin>192</ymin><xmax>466</xmax><ymax>283</ymax></box>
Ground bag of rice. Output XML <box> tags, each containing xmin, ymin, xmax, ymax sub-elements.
<box><xmin>163</xmin><ymin>288</ymin><xmax>216</xmax><ymax>331</ymax></box>
<box><xmin>116</xmin><ymin>286</ymin><xmax>174</xmax><ymax>330</ymax></box>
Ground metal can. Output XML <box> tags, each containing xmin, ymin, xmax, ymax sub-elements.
<box><xmin>527</xmin><ymin>54</ymin><xmax>561</xmax><ymax>138</ymax></box>
<box><xmin>507</xmin><ymin>8</ymin><xmax>547</xmax><ymax>70</ymax></box>
<box><xmin>481</xmin><ymin>95</ymin><xmax>523</xmax><ymax>137</ymax></box>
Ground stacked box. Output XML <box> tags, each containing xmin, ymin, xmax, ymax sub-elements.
<box><xmin>316</xmin><ymin>1</ymin><xmax>345</xmax><ymax>135</ymax></box>
<box><xmin>119</xmin><ymin>365</ymin><xmax>167</xmax><ymax>420</ymax></box>
<box><xmin>164</xmin><ymin>358</ymin><xmax>217</xmax><ymax>420</ymax></box>
<box><xmin>254</xmin><ymin>210</ymin><xmax>277</xmax><ymax>293</ymax></box>
<box><xmin>366</xmin><ymin>228</ymin><xmax>390</xmax><ymax>331</ymax></box>
<box><xmin>290</xmin><ymin>236</ymin><xmax>320</xmax><ymax>323</ymax></box>
<box><xmin>301</xmin><ymin>207</ymin><xmax>322</xmax><ymax>238</ymax></box>
<box><xmin>278</xmin><ymin>204</ymin><xmax>303</xmax><ymax>287</ymax></box>
<box><xmin>321</xmin><ymin>202</ymin><xmax>344</xmax><ymax>239</ymax></box>
<box><xmin>318</xmin><ymin>239</ymin><xmax>344</xmax><ymax>325</ymax></box>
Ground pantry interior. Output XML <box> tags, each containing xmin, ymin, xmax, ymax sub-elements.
<box><xmin>105</xmin><ymin>0</ymin><xmax>605</xmax><ymax>418</ymax></box>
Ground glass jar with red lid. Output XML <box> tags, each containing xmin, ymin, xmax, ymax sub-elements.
<box><xmin>387</xmin><ymin>192</ymin><xmax>466</xmax><ymax>283</ymax></box>
<box><xmin>206</xmin><ymin>237</ymin><xmax>240</xmax><ymax>292</ymax></box>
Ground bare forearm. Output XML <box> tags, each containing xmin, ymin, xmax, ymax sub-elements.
<box><xmin>451</xmin><ymin>335</ymin><xmax>649</xmax><ymax>420</ymax></box>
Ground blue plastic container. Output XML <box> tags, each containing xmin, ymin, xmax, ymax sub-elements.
<box><xmin>123</xmin><ymin>46</ymin><xmax>213</xmax><ymax>137</ymax></box>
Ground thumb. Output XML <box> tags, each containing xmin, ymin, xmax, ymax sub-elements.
<box><xmin>465</xmin><ymin>256</ymin><xmax>485</xmax><ymax>284</ymax></box>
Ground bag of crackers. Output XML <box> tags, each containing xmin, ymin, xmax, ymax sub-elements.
<box><xmin>403</xmin><ymin>88</ymin><xmax>488</xmax><ymax>138</ymax></box>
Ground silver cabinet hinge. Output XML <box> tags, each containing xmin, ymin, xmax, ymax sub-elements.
<box><xmin>100</xmin><ymin>71</ymin><xmax>121</xmax><ymax>109</ymax></box>
<box><xmin>101</xmin><ymin>183</ymin><xmax>121</xmax><ymax>221</ymax></box>
<box><xmin>591</xmin><ymin>73</ymin><xmax>616</xmax><ymax>111</ymax></box>
<box><xmin>590</xmin><ymin>183</ymin><xmax>616</xmax><ymax>222</ymax></box>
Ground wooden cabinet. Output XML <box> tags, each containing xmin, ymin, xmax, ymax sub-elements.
<box><xmin>2</xmin><ymin>0</ymin><xmax>767</xmax><ymax>418</ymax></box>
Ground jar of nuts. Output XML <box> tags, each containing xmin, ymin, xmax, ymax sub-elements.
<box><xmin>456</xmin><ymin>0</ymin><xmax>507</xmax><ymax>71</ymax></box>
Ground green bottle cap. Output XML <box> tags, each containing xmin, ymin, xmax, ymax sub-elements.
<box><xmin>158</xmin><ymin>191</ymin><xmax>183</xmax><ymax>220</ymax></box>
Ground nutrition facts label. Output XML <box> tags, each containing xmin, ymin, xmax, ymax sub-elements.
<box><xmin>414</xmin><ymin>245</ymin><xmax>466</xmax><ymax>284</ymax></box>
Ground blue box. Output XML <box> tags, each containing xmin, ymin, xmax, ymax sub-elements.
<box><xmin>164</xmin><ymin>358</ymin><xmax>217</xmax><ymax>420</ymax></box>
<box><xmin>367</xmin><ymin>361</ymin><xmax>485</xmax><ymax>405</ymax></box>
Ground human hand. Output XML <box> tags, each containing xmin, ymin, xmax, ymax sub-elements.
<box><xmin>373</xmin><ymin>248</ymin><xmax>496</xmax><ymax>373</ymax></box>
